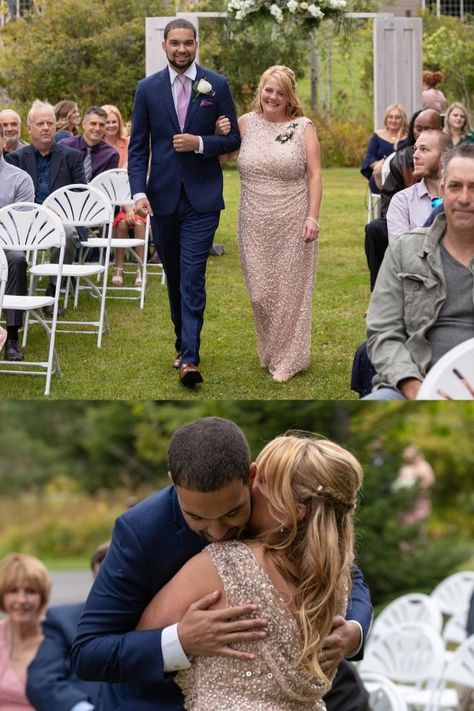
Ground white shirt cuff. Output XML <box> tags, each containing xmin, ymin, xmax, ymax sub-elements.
<box><xmin>133</xmin><ymin>192</ymin><xmax>147</xmax><ymax>202</ymax></box>
<box><xmin>345</xmin><ymin>620</ymin><xmax>363</xmax><ymax>659</ymax></box>
<box><xmin>162</xmin><ymin>623</ymin><xmax>192</xmax><ymax>672</ymax></box>
<box><xmin>70</xmin><ymin>702</ymin><xmax>94</xmax><ymax>711</ymax></box>
<box><xmin>194</xmin><ymin>136</ymin><xmax>204</xmax><ymax>154</ymax></box>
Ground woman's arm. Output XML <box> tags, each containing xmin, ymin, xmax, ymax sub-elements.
<box><xmin>303</xmin><ymin>121</ymin><xmax>322</xmax><ymax>243</ymax></box>
<box><xmin>137</xmin><ymin>551</ymin><xmax>224</xmax><ymax>630</ymax></box>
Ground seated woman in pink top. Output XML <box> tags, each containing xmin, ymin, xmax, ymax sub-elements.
<box><xmin>102</xmin><ymin>104</ymin><xmax>146</xmax><ymax>288</ymax></box>
<box><xmin>0</xmin><ymin>553</ymin><xmax>50</xmax><ymax>710</ymax></box>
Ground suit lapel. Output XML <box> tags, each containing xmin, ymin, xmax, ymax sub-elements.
<box><xmin>157</xmin><ymin>68</ymin><xmax>180</xmax><ymax>133</ymax></box>
<box><xmin>49</xmin><ymin>146</ymin><xmax>62</xmax><ymax>190</ymax></box>
<box><xmin>184</xmin><ymin>65</ymin><xmax>204</xmax><ymax>131</ymax></box>
<box><xmin>25</xmin><ymin>147</ymin><xmax>37</xmax><ymax>185</ymax></box>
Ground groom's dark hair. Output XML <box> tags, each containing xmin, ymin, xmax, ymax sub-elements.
<box><xmin>168</xmin><ymin>417</ymin><xmax>251</xmax><ymax>491</ymax></box>
<box><xmin>163</xmin><ymin>19</ymin><xmax>197</xmax><ymax>40</ymax></box>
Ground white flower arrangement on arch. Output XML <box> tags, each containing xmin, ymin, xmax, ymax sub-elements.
<box><xmin>227</xmin><ymin>0</ymin><xmax>347</xmax><ymax>29</ymax></box>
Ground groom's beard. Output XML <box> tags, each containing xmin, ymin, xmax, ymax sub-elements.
<box><xmin>167</xmin><ymin>54</ymin><xmax>194</xmax><ymax>72</ymax></box>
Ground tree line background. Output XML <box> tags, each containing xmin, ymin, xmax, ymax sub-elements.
<box><xmin>0</xmin><ymin>401</ymin><xmax>472</xmax><ymax>608</ymax></box>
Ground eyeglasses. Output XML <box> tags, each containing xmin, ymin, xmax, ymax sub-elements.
<box><xmin>431</xmin><ymin>197</ymin><xmax>443</xmax><ymax>209</ymax></box>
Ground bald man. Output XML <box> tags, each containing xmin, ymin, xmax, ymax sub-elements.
<box><xmin>0</xmin><ymin>109</ymin><xmax>29</xmax><ymax>155</ymax></box>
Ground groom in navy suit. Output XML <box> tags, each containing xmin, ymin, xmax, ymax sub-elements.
<box><xmin>71</xmin><ymin>417</ymin><xmax>373</xmax><ymax>711</ymax></box>
<box><xmin>128</xmin><ymin>19</ymin><xmax>240</xmax><ymax>387</ymax></box>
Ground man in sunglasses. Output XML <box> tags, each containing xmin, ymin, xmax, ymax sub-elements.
<box><xmin>386</xmin><ymin>130</ymin><xmax>453</xmax><ymax>242</ymax></box>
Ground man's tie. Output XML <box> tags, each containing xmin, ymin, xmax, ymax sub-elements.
<box><xmin>176</xmin><ymin>75</ymin><xmax>191</xmax><ymax>132</ymax></box>
<box><xmin>83</xmin><ymin>146</ymin><xmax>93</xmax><ymax>183</ymax></box>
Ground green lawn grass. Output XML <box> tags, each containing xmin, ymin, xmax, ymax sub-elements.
<box><xmin>0</xmin><ymin>167</ymin><xmax>370</xmax><ymax>400</ymax></box>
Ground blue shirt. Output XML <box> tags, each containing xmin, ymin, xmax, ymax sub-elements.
<box><xmin>34</xmin><ymin>148</ymin><xmax>52</xmax><ymax>204</ymax></box>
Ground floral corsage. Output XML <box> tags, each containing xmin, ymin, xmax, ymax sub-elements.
<box><xmin>193</xmin><ymin>78</ymin><xmax>215</xmax><ymax>101</ymax></box>
<box><xmin>275</xmin><ymin>122</ymin><xmax>298</xmax><ymax>143</ymax></box>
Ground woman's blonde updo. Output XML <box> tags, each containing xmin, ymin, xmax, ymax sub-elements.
<box><xmin>252</xmin><ymin>65</ymin><xmax>304</xmax><ymax>119</ymax></box>
<box><xmin>255</xmin><ymin>433</ymin><xmax>363</xmax><ymax>683</ymax></box>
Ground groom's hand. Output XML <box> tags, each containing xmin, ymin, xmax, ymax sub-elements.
<box><xmin>319</xmin><ymin>616</ymin><xmax>361</xmax><ymax>675</ymax></box>
<box><xmin>134</xmin><ymin>197</ymin><xmax>154</xmax><ymax>217</ymax></box>
<box><xmin>177</xmin><ymin>590</ymin><xmax>268</xmax><ymax>661</ymax></box>
<box><xmin>173</xmin><ymin>134</ymin><xmax>200</xmax><ymax>152</ymax></box>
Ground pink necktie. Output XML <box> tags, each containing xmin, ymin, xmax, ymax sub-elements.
<box><xmin>176</xmin><ymin>75</ymin><xmax>190</xmax><ymax>132</ymax></box>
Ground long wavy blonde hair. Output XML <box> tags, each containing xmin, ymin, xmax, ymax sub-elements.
<box><xmin>254</xmin><ymin>433</ymin><xmax>363</xmax><ymax>683</ymax></box>
<box><xmin>251</xmin><ymin>65</ymin><xmax>304</xmax><ymax>119</ymax></box>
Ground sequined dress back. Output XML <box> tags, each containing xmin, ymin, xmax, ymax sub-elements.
<box><xmin>237</xmin><ymin>112</ymin><xmax>318</xmax><ymax>379</ymax></box>
<box><xmin>175</xmin><ymin>540</ymin><xmax>329</xmax><ymax>711</ymax></box>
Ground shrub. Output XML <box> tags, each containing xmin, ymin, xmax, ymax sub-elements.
<box><xmin>314</xmin><ymin>113</ymin><xmax>370</xmax><ymax>167</ymax></box>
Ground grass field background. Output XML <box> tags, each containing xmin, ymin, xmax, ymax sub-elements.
<box><xmin>0</xmin><ymin>167</ymin><xmax>371</xmax><ymax>400</ymax></box>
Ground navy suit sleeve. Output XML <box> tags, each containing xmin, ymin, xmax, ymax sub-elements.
<box><xmin>201</xmin><ymin>77</ymin><xmax>240</xmax><ymax>157</ymax></box>
<box><xmin>346</xmin><ymin>566</ymin><xmax>373</xmax><ymax>660</ymax></box>
<box><xmin>26</xmin><ymin>607</ymin><xmax>94</xmax><ymax>711</ymax></box>
<box><xmin>128</xmin><ymin>80</ymin><xmax>151</xmax><ymax>196</ymax></box>
<box><xmin>71</xmin><ymin>516</ymin><xmax>167</xmax><ymax>684</ymax></box>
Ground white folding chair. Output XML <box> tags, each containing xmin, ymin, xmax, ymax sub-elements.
<box><xmin>417</xmin><ymin>338</ymin><xmax>474</xmax><ymax>400</ymax></box>
<box><xmin>429</xmin><ymin>634</ymin><xmax>474</xmax><ymax>711</ymax></box>
<box><xmin>431</xmin><ymin>571</ymin><xmax>474</xmax><ymax>619</ymax></box>
<box><xmin>31</xmin><ymin>184</ymin><xmax>114</xmax><ymax>348</ymax></box>
<box><xmin>0</xmin><ymin>202</ymin><xmax>66</xmax><ymax>395</ymax></box>
<box><xmin>369</xmin><ymin>593</ymin><xmax>443</xmax><ymax>643</ymax></box>
<box><xmin>90</xmin><ymin>168</ymin><xmax>158</xmax><ymax>308</ymax></box>
<box><xmin>359</xmin><ymin>671</ymin><xmax>409</xmax><ymax>711</ymax></box>
<box><xmin>367</xmin><ymin>190</ymin><xmax>381</xmax><ymax>223</ymax></box>
<box><xmin>360</xmin><ymin>622</ymin><xmax>447</xmax><ymax>711</ymax></box>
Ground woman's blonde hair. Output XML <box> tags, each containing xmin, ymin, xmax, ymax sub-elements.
<box><xmin>383</xmin><ymin>103</ymin><xmax>408</xmax><ymax>143</ymax></box>
<box><xmin>101</xmin><ymin>104</ymin><xmax>128</xmax><ymax>140</ymax></box>
<box><xmin>252</xmin><ymin>65</ymin><xmax>304</xmax><ymax>119</ymax></box>
<box><xmin>0</xmin><ymin>553</ymin><xmax>51</xmax><ymax>612</ymax></box>
<box><xmin>444</xmin><ymin>102</ymin><xmax>471</xmax><ymax>138</ymax></box>
<box><xmin>54</xmin><ymin>100</ymin><xmax>79</xmax><ymax>133</ymax></box>
<box><xmin>255</xmin><ymin>433</ymin><xmax>363</xmax><ymax>683</ymax></box>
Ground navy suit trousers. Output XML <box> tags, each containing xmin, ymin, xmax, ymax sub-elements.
<box><xmin>151</xmin><ymin>187</ymin><xmax>219</xmax><ymax>364</ymax></box>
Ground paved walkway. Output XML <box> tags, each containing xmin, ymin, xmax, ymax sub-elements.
<box><xmin>50</xmin><ymin>570</ymin><xmax>93</xmax><ymax>605</ymax></box>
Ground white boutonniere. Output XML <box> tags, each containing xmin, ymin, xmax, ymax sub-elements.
<box><xmin>193</xmin><ymin>78</ymin><xmax>215</xmax><ymax>101</ymax></box>
<box><xmin>275</xmin><ymin>122</ymin><xmax>298</xmax><ymax>143</ymax></box>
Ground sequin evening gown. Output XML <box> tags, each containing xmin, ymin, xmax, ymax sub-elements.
<box><xmin>175</xmin><ymin>540</ymin><xmax>330</xmax><ymax>711</ymax></box>
<box><xmin>237</xmin><ymin>112</ymin><xmax>318</xmax><ymax>380</ymax></box>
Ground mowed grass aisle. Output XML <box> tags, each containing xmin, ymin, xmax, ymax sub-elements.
<box><xmin>0</xmin><ymin>167</ymin><xmax>370</xmax><ymax>400</ymax></box>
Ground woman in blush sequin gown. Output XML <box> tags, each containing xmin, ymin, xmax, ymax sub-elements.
<box><xmin>0</xmin><ymin>554</ymin><xmax>50</xmax><ymax>710</ymax></box>
<box><xmin>237</xmin><ymin>66</ymin><xmax>322</xmax><ymax>383</ymax></box>
<box><xmin>138</xmin><ymin>434</ymin><xmax>363</xmax><ymax>710</ymax></box>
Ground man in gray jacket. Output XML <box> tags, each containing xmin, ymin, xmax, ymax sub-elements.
<box><xmin>365</xmin><ymin>141</ymin><xmax>474</xmax><ymax>399</ymax></box>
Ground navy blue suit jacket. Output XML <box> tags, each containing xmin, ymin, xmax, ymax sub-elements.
<box><xmin>128</xmin><ymin>65</ymin><xmax>240</xmax><ymax>216</ymax></box>
<box><xmin>71</xmin><ymin>487</ymin><xmax>372</xmax><ymax>711</ymax></box>
<box><xmin>26</xmin><ymin>602</ymin><xmax>102</xmax><ymax>711</ymax></box>
<box><xmin>5</xmin><ymin>142</ymin><xmax>86</xmax><ymax>197</ymax></box>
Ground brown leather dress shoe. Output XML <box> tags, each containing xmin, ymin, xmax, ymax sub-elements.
<box><xmin>179</xmin><ymin>363</ymin><xmax>203</xmax><ymax>387</ymax></box>
<box><xmin>172</xmin><ymin>353</ymin><xmax>182</xmax><ymax>369</ymax></box>
<box><xmin>43</xmin><ymin>303</ymin><xmax>66</xmax><ymax>318</ymax></box>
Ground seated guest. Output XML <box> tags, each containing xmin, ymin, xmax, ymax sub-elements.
<box><xmin>360</xmin><ymin>103</ymin><xmax>408</xmax><ymax>194</ymax></box>
<box><xmin>380</xmin><ymin>108</ymin><xmax>442</xmax><ymax>216</ymax></box>
<box><xmin>365</xmin><ymin>142</ymin><xmax>474</xmax><ymax>399</ymax></box>
<box><xmin>0</xmin><ymin>109</ymin><xmax>29</xmax><ymax>156</ymax></box>
<box><xmin>26</xmin><ymin>543</ymin><xmax>110</xmax><ymax>711</ymax></box>
<box><xmin>102</xmin><ymin>104</ymin><xmax>145</xmax><ymax>287</ymax></box>
<box><xmin>0</xmin><ymin>122</ymin><xmax>35</xmax><ymax>362</ymax></box>
<box><xmin>0</xmin><ymin>553</ymin><xmax>51</xmax><ymax>709</ymax></box>
<box><xmin>444</xmin><ymin>102</ymin><xmax>472</xmax><ymax>146</ymax></box>
<box><xmin>59</xmin><ymin>106</ymin><xmax>119</xmax><ymax>181</ymax></box>
<box><xmin>422</xmin><ymin>71</ymin><xmax>448</xmax><ymax>113</ymax></box>
<box><xmin>365</xmin><ymin>109</ymin><xmax>442</xmax><ymax>290</ymax></box>
<box><xmin>5</xmin><ymin>100</ymin><xmax>86</xmax><ymax>331</ymax></box>
<box><xmin>387</xmin><ymin>130</ymin><xmax>452</xmax><ymax>242</ymax></box>
<box><xmin>54</xmin><ymin>100</ymin><xmax>81</xmax><ymax>142</ymax></box>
